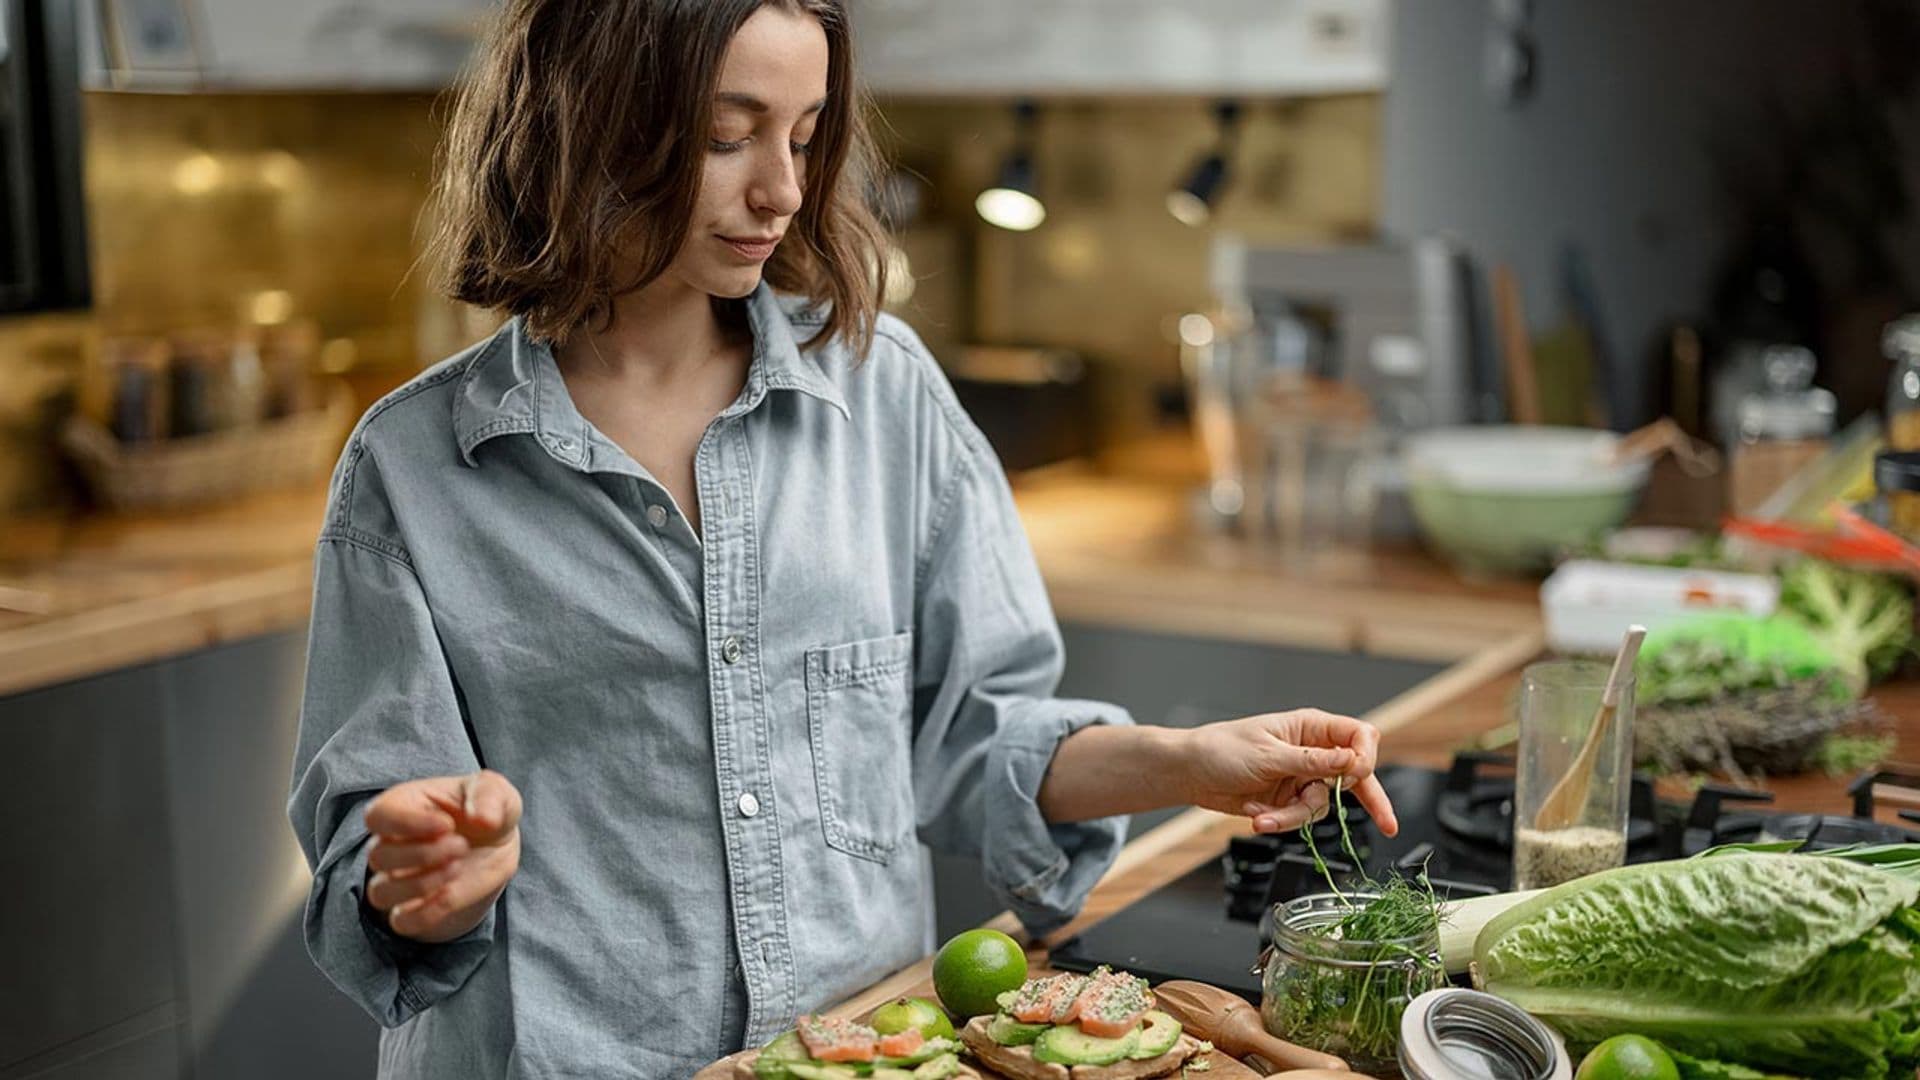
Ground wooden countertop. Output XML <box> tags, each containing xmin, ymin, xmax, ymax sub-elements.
<box><xmin>0</xmin><ymin>440</ymin><xmax>1540</xmax><ymax>694</ymax></box>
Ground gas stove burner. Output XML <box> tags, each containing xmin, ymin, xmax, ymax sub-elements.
<box><xmin>1678</xmin><ymin>777</ymin><xmax>1920</xmax><ymax>855</ymax></box>
<box><xmin>1759</xmin><ymin>814</ymin><xmax>1920</xmax><ymax>848</ymax></box>
<box><xmin>1435</xmin><ymin>750</ymin><xmax>1659</xmax><ymax>851</ymax></box>
<box><xmin>1435</xmin><ymin>751</ymin><xmax>1516</xmax><ymax>848</ymax></box>
<box><xmin>1850</xmin><ymin>766</ymin><xmax>1920</xmax><ymax>823</ymax></box>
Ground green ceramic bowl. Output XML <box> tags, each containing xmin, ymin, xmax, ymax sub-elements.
<box><xmin>1404</xmin><ymin>426</ymin><xmax>1648</xmax><ymax>576</ymax></box>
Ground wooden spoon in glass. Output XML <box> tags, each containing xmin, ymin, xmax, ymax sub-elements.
<box><xmin>1532</xmin><ymin>624</ymin><xmax>1645</xmax><ymax>832</ymax></box>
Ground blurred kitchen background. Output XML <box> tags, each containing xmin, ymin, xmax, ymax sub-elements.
<box><xmin>5</xmin><ymin>1</ymin><xmax>1920</xmax><ymax>1077</ymax></box>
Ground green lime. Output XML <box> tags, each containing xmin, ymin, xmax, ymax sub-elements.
<box><xmin>869</xmin><ymin>996</ymin><xmax>956</xmax><ymax>1041</ymax></box>
<box><xmin>931</xmin><ymin>928</ymin><xmax>1028</xmax><ymax>1018</ymax></box>
<box><xmin>1576</xmin><ymin>1035</ymin><xmax>1681</xmax><ymax>1080</ymax></box>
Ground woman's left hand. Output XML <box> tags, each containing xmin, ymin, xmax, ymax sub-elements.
<box><xmin>1176</xmin><ymin>709</ymin><xmax>1398</xmax><ymax>837</ymax></box>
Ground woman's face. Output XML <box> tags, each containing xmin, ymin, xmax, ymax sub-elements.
<box><xmin>669</xmin><ymin>5</ymin><xmax>829</xmax><ymax>301</ymax></box>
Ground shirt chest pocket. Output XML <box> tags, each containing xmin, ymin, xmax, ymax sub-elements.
<box><xmin>805</xmin><ymin>631</ymin><xmax>915</xmax><ymax>864</ymax></box>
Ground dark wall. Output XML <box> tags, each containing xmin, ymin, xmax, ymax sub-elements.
<box><xmin>1383</xmin><ymin>0</ymin><xmax>1920</xmax><ymax>427</ymax></box>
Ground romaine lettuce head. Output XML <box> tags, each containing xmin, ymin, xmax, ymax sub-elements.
<box><xmin>1474</xmin><ymin>854</ymin><xmax>1920</xmax><ymax>1078</ymax></box>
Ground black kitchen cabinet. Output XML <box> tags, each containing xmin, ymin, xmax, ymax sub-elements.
<box><xmin>0</xmin><ymin>632</ymin><xmax>378</xmax><ymax>1080</ymax></box>
<box><xmin>0</xmin><ymin>665</ymin><xmax>186</xmax><ymax>1073</ymax></box>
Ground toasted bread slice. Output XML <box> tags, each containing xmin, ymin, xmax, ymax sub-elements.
<box><xmin>730</xmin><ymin>1049</ymin><xmax>984</xmax><ymax>1080</ymax></box>
<box><xmin>956</xmin><ymin>1016</ymin><xmax>1205</xmax><ymax>1080</ymax></box>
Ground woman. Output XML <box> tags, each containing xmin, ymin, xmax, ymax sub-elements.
<box><xmin>287</xmin><ymin>1</ymin><xmax>1397</xmax><ymax>1076</ymax></box>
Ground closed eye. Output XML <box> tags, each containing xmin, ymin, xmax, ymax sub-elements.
<box><xmin>708</xmin><ymin>137</ymin><xmax>812</xmax><ymax>156</ymax></box>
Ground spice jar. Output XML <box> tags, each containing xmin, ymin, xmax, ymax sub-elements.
<box><xmin>1260</xmin><ymin>892</ymin><xmax>1448</xmax><ymax>1076</ymax></box>
<box><xmin>103</xmin><ymin>337</ymin><xmax>170</xmax><ymax>443</ymax></box>
<box><xmin>1878</xmin><ymin>452</ymin><xmax>1920</xmax><ymax>544</ymax></box>
<box><xmin>1886</xmin><ymin>315</ymin><xmax>1920</xmax><ymax>453</ymax></box>
<box><xmin>1728</xmin><ymin>344</ymin><xmax>1835</xmax><ymax>517</ymax></box>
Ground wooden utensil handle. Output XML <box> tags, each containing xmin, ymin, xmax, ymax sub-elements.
<box><xmin>1242</xmin><ymin>1030</ymin><xmax>1349</xmax><ymax>1072</ymax></box>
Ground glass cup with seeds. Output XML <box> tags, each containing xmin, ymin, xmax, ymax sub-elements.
<box><xmin>1512</xmin><ymin>659</ymin><xmax>1635</xmax><ymax>891</ymax></box>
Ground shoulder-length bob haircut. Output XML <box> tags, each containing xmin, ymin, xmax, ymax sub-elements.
<box><xmin>427</xmin><ymin>0</ymin><xmax>888</xmax><ymax>354</ymax></box>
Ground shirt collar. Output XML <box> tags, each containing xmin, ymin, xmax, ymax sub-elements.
<box><xmin>450</xmin><ymin>283</ymin><xmax>848</xmax><ymax>469</ymax></box>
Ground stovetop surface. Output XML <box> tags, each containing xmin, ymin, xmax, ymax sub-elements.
<box><xmin>1050</xmin><ymin>759</ymin><xmax>1918</xmax><ymax>1000</ymax></box>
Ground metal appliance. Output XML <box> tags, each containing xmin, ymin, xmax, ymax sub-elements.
<box><xmin>1187</xmin><ymin>236</ymin><xmax>1490</xmax><ymax>539</ymax></box>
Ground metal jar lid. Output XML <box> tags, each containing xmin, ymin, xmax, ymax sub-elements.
<box><xmin>1398</xmin><ymin>988</ymin><xmax>1571</xmax><ymax>1080</ymax></box>
<box><xmin>1878</xmin><ymin>451</ymin><xmax>1920</xmax><ymax>495</ymax></box>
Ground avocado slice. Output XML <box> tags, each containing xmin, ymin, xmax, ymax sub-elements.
<box><xmin>911</xmin><ymin>1053</ymin><xmax>962</xmax><ymax>1080</ymax></box>
<box><xmin>985</xmin><ymin>1013</ymin><xmax>1050</xmax><ymax>1047</ymax></box>
<box><xmin>1032</xmin><ymin>1025</ymin><xmax>1139</xmax><ymax>1067</ymax></box>
<box><xmin>754</xmin><ymin>1031</ymin><xmax>811</xmax><ymax>1079</ymax></box>
<box><xmin>874</xmin><ymin>1035</ymin><xmax>959</xmax><ymax>1068</ymax></box>
<box><xmin>784</xmin><ymin>1064</ymin><xmax>861</xmax><ymax>1080</ymax></box>
<box><xmin>1128</xmin><ymin>1010</ymin><xmax>1182</xmax><ymax>1060</ymax></box>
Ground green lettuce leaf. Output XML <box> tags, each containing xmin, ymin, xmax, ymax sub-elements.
<box><xmin>1475</xmin><ymin>854</ymin><xmax>1920</xmax><ymax>1077</ymax></box>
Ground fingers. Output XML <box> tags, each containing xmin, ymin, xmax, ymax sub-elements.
<box><xmin>366</xmin><ymin>860</ymin><xmax>458</xmax><ymax>912</ymax></box>
<box><xmin>364</xmin><ymin>771</ymin><xmax>523</xmax><ymax>845</ymax></box>
<box><xmin>388</xmin><ymin>841</ymin><xmax>519</xmax><ymax>941</ymax></box>
<box><xmin>363</xmin><ymin>777</ymin><xmax>465</xmax><ymax>840</ymax></box>
<box><xmin>1246</xmin><ymin>801</ymin><xmax>1319</xmax><ymax>834</ymax></box>
<box><xmin>457</xmin><ymin>770</ymin><xmax>523</xmax><ymax>844</ymax></box>
<box><xmin>1244</xmin><ymin>779</ymin><xmax>1334</xmax><ymax>833</ymax></box>
<box><xmin>368</xmin><ymin>830</ymin><xmax>471</xmax><ymax>875</ymax></box>
<box><xmin>1349</xmin><ymin>772</ymin><xmax>1400</xmax><ymax>838</ymax></box>
<box><xmin>1273</xmin><ymin>710</ymin><xmax>1381</xmax><ymax>772</ymax></box>
<box><xmin>1263</xmin><ymin>742</ymin><xmax>1357</xmax><ymax>780</ymax></box>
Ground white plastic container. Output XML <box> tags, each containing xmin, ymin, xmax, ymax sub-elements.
<box><xmin>1541</xmin><ymin>559</ymin><xmax>1780</xmax><ymax>654</ymax></box>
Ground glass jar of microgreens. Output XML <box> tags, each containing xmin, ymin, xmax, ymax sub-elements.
<box><xmin>1260</xmin><ymin>892</ymin><xmax>1449</xmax><ymax>1076</ymax></box>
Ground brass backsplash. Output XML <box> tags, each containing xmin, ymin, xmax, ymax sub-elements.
<box><xmin>877</xmin><ymin>95</ymin><xmax>1380</xmax><ymax>436</ymax></box>
<box><xmin>0</xmin><ymin>90</ymin><xmax>1377</xmax><ymax>512</ymax></box>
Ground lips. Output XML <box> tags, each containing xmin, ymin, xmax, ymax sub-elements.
<box><xmin>720</xmin><ymin>235</ymin><xmax>780</xmax><ymax>262</ymax></box>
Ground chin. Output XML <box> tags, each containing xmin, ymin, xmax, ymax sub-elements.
<box><xmin>700</xmin><ymin>268</ymin><xmax>764</xmax><ymax>300</ymax></box>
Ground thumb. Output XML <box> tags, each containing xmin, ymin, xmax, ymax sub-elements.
<box><xmin>456</xmin><ymin>769</ymin><xmax>522</xmax><ymax>845</ymax></box>
<box><xmin>364</xmin><ymin>775</ymin><xmax>468</xmax><ymax>840</ymax></box>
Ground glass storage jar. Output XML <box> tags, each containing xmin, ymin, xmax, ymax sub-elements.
<box><xmin>1886</xmin><ymin>315</ymin><xmax>1920</xmax><ymax>453</ymax></box>
<box><xmin>1260</xmin><ymin>892</ymin><xmax>1448</xmax><ymax>1076</ymax></box>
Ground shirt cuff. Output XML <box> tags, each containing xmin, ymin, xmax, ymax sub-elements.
<box><xmin>981</xmin><ymin>698</ymin><xmax>1134</xmax><ymax>937</ymax></box>
<box><xmin>307</xmin><ymin>817</ymin><xmax>497</xmax><ymax>1027</ymax></box>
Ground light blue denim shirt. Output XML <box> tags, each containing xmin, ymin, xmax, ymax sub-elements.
<box><xmin>286</xmin><ymin>283</ymin><xmax>1132</xmax><ymax>1078</ymax></box>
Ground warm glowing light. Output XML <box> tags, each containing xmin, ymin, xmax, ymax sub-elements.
<box><xmin>172</xmin><ymin>154</ymin><xmax>223</xmax><ymax>195</ymax></box>
<box><xmin>881</xmin><ymin>245</ymin><xmax>916</xmax><ymax>307</ymax></box>
<box><xmin>1178</xmin><ymin>313</ymin><xmax>1215</xmax><ymax>348</ymax></box>
<box><xmin>259</xmin><ymin>151</ymin><xmax>304</xmax><ymax>190</ymax></box>
<box><xmin>975</xmin><ymin>187</ymin><xmax>1046</xmax><ymax>232</ymax></box>
<box><xmin>248</xmin><ymin>289</ymin><xmax>294</xmax><ymax>325</ymax></box>
<box><xmin>1166</xmin><ymin>189</ymin><xmax>1211</xmax><ymax>227</ymax></box>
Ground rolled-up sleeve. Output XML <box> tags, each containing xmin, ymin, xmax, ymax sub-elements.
<box><xmin>908</xmin><ymin>395</ymin><xmax>1133</xmax><ymax>937</ymax></box>
<box><xmin>287</xmin><ymin>450</ymin><xmax>496</xmax><ymax>1027</ymax></box>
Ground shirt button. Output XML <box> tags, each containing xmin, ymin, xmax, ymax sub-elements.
<box><xmin>645</xmin><ymin>504</ymin><xmax>668</xmax><ymax>528</ymax></box>
<box><xmin>721</xmin><ymin>636</ymin><xmax>743</xmax><ymax>664</ymax></box>
<box><xmin>737</xmin><ymin>791</ymin><xmax>760</xmax><ymax>818</ymax></box>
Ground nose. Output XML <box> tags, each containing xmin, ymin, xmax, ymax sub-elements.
<box><xmin>749</xmin><ymin>144</ymin><xmax>804</xmax><ymax>219</ymax></box>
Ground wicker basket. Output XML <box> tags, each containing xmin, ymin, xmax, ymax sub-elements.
<box><xmin>61</xmin><ymin>380</ymin><xmax>354</xmax><ymax>510</ymax></box>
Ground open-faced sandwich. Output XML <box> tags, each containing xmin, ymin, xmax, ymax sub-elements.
<box><xmin>959</xmin><ymin>966</ymin><xmax>1212</xmax><ymax>1080</ymax></box>
<box><xmin>742</xmin><ymin>1014</ymin><xmax>979</xmax><ymax>1080</ymax></box>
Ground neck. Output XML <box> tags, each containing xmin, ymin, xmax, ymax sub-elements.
<box><xmin>558</xmin><ymin>277</ymin><xmax>746</xmax><ymax>381</ymax></box>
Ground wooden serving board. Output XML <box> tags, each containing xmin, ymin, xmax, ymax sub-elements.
<box><xmin>692</xmin><ymin>1042</ymin><xmax>1263</xmax><ymax>1080</ymax></box>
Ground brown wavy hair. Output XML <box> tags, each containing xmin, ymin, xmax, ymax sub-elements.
<box><xmin>426</xmin><ymin>0</ymin><xmax>888</xmax><ymax>353</ymax></box>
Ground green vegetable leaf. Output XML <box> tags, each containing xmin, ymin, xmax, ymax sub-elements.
<box><xmin>1778</xmin><ymin>560</ymin><xmax>1918</xmax><ymax>695</ymax></box>
<box><xmin>1475</xmin><ymin>854</ymin><xmax>1920</xmax><ymax>1077</ymax></box>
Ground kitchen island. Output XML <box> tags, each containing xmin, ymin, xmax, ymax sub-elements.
<box><xmin>3</xmin><ymin>447</ymin><xmax>1916</xmax><ymax>1080</ymax></box>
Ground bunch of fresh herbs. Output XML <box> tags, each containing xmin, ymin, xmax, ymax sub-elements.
<box><xmin>1262</xmin><ymin>781</ymin><xmax>1447</xmax><ymax>1068</ymax></box>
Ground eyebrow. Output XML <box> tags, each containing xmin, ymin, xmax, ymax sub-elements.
<box><xmin>714</xmin><ymin>92</ymin><xmax>828</xmax><ymax>115</ymax></box>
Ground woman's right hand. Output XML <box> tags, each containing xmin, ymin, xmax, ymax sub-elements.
<box><xmin>363</xmin><ymin>769</ymin><xmax>522</xmax><ymax>943</ymax></box>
